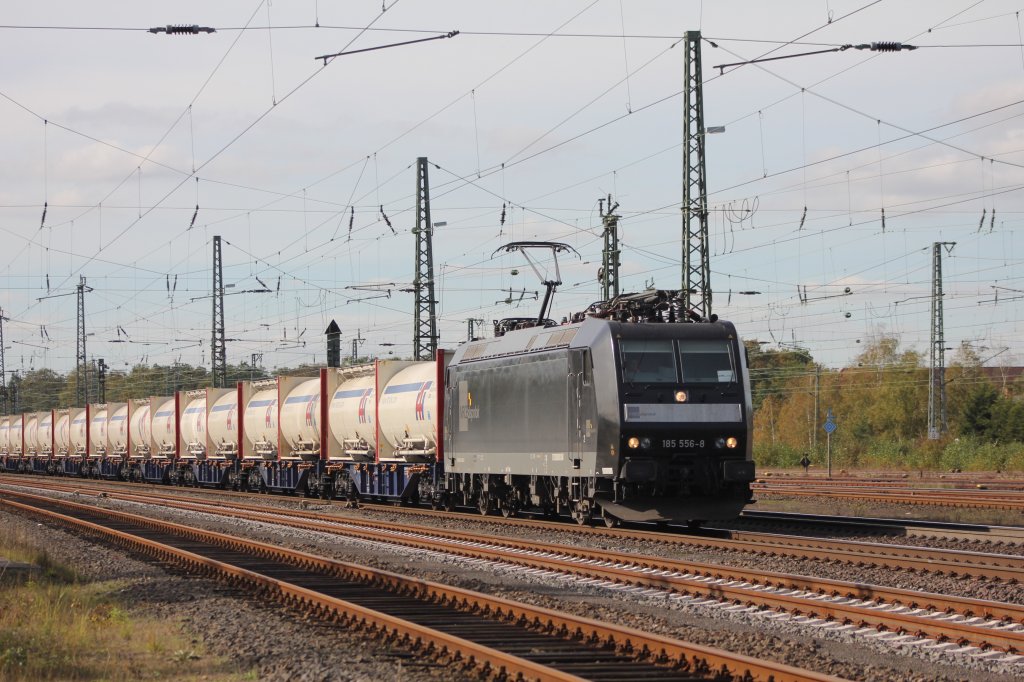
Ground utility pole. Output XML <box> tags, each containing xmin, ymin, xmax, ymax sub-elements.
<box><xmin>413</xmin><ymin>157</ymin><xmax>438</xmax><ymax>361</ymax></box>
<box><xmin>928</xmin><ymin>241</ymin><xmax>956</xmax><ymax>439</ymax></box>
<box><xmin>211</xmin><ymin>235</ymin><xmax>227</xmax><ymax>388</ymax></box>
<box><xmin>76</xmin><ymin>276</ymin><xmax>92</xmax><ymax>404</ymax></box>
<box><xmin>682</xmin><ymin>30</ymin><xmax>711</xmax><ymax>318</ymax></box>
<box><xmin>599</xmin><ymin>195</ymin><xmax>621</xmax><ymax>301</ymax></box>
<box><xmin>0</xmin><ymin>308</ymin><xmax>6</xmax><ymax>415</ymax></box>
<box><xmin>351</xmin><ymin>328</ymin><xmax>365</xmax><ymax>364</ymax></box>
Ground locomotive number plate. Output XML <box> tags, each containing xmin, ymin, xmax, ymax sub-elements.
<box><xmin>662</xmin><ymin>439</ymin><xmax>705</xmax><ymax>449</ymax></box>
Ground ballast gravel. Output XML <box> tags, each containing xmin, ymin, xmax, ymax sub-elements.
<box><xmin>3</xmin><ymin>481</ymin><xmax>1021</xmax><ymax>682</ymax></box>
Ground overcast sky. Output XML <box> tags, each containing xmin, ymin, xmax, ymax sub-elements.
<box><xmin>1</xmin><ymin>0</ymin><xmax>1021</xmax><ymax>377</ymax></box>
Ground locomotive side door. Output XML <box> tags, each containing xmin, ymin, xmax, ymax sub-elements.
<box><xmin>567</xmin><ymin>349</ymin><xmax>595</xmax><ymax>471</ymax></box>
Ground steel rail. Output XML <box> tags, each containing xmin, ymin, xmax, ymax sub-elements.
<box><xmin>736</xmin><ymin>510</ymin><xmax>1024</xmax><ymax>544</ymax></box>
<box><xmin>13</xmin><ymin>483</ymin><xmax>1024</xmax><ymax>654</ymax></box>
<box><xmin>0</xmin><ymin>490</ymin><xmax>846</xmax><ymax>682</ymax></box>
<box><xmin>754</xmin><ymin>485</ymin><xmax>1024</xmax><ymax>511</ymax></box>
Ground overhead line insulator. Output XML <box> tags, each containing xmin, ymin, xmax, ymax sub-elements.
<box><xmin>149</xmin><ymin>25</ymin><xmax>216</xmax><ymax>35</ymax></box>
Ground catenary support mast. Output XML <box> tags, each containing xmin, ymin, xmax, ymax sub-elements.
<box><xmin>211</xmin><ymin>235</ymin><xmax>227</xmax><ymax>388</ymax></box>
<box><xmin>599</xmin><ymin>195</ymin><xmax>621</xmax><ymax>301</ymax></box>
<box><xmin>413</xmin><ymin>157</ymin><xmax>438</xmax><ymax>361</ymax></box>
<box><xmin>682</xmin><ymin>30</ymin><xmax>711</xmax><ymax>318</ymax></box>
<box><xmin>928</xmin><ymin>241</ymin><xmax>955</xmax><ymax>439</ymax></box>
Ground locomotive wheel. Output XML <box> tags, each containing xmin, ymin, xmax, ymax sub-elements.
<box><xmin>477</xmin><ymin>493</ymin><xmax>494</xmax><ymax>516</ymax></box>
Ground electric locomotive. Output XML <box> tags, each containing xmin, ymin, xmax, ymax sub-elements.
<box><xmin>434</xmin><ymin>289</ymin><xmax>755</xmax><ymax>525</ymax></box>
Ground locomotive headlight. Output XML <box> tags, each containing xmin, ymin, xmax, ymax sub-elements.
<box><xmin>674</xmin><ymin>390</ymin><xmax>688</xmax><ymax>403</ymax></box>
<box><xmin>725</xmin><ymin>436</ymin><xmax>738</xmax><ymax>449</ymax></box>
<box><xmin>640</xmin><ymin>437</ymin><xmax>652</xmax><ymax>449</ymax></box>
<box><xmin>627</xmin><ymin>436</ymin><xmax>641</xmax><ymax>449</ymax></box>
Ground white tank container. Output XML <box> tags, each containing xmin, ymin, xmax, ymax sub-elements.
<box><xmin>377</xmin><ymin>363</ymin><xmax>438</xmax><ymax>457</ymax></box>
<box><xmin>55</xmin><ymin>413</ymin><xmax>71</xmax><ymax>455</ymax></box>
<box><xmin>152</xmin><ymin>399</ymin><xmax>177</xmax><ymax>454</ymax></box>
<box><xmin>108</xmin><ymin>405</ymin><xmax>128</xmax><ymax>453</ymax></box>
<box><xmin>180</xmin><ymin>397</ymin><xmax>207</xmax><ymax>457</ymax></box>
<box><xmin>207</xmin><ymin>392</ymin><xmax>239</xmax><ymax>456</ymax></box>
<box><xmin>0</xmin><ymin>417</ymin><xmax>9</xmax><ymax>453</ymax></box>
<box><xmin>328</xmin><ymin>376</ymin><xmax>376</xmax><ymax>458</ymax></box>
<box><xmin>70</xmin><ymin>412</ymin><xmax>88</xmax><ymax>455</ymax></box>
<box><xmin>10</xmin><ymin>417</ymin><xmax>24</xmax><ymax>454</ymax></box>
<box><xmin>39</xmin><ymin>413</ymin><xmax>53</xmax><ymax>454</ymax></box>
<box><xmin>130</xmin><ymin>404</ymin><xmax>151</xmax><ymax>453</ymax></box>
<box><xmin>90</xmin><ymin>409</ymin><xmax>108</xmax><ymax>454</ymax></box>
<box><xmin>279</xmin><ymin>379</ymin><xmax>320</xmax><ymax>452</ymax></box>
<box><xmin>24</xmin><ymin>416</ymin><xmax>39</xmax><ymax>454</ymax></box>
<box><xmin>243</xmin><ymin>389</ymin><xmax>277</xmax><ymax>457</ymax></box>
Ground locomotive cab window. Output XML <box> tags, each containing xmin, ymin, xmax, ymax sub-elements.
<box><xmin>620</xmin><ymin>340</ymin><xmax>677</xmax><ymax>383</ymax></box>
<box><xmin>679</xmin><ymin>340</ymin><xmax>735</xmax><ymax>384</ymax></box>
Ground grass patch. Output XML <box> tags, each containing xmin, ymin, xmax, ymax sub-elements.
<box><xmin>0</xmin><ymin>524</ymin><xmax>250</xmax><ymax>681</ymax></box>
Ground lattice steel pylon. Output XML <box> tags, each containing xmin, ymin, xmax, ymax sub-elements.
<box><xmin>928</xmin><ymin>241</ymin><xmax>956</xmax><ymax>439</ymax></box>
<box><xmin>681</xmin><ymin>30</ymin><xmax>711</xmax><ymax>318</ymax></box>
<box><xmin>76</xmin><ymin>276</ymin><xmax>92</xmax><ymax>404</ymax></box>
<box><xmin>412</xmin><ymin>157</ymin><xmax>438</xmax><ymax>361</ymax></box>
<box><xmin>0</xmin><ymin>308</ymin><xmax>6</xmax><ymax>415</ymax></box>
<box><xmin>599</xmin><ymin>195</ymin><xmax>621</xmax><ymax>301</ymax></box>
<box><xmin>211</xmin><ymin>235</ymin><xmax>227</xmax><ymax>388</ymax></box>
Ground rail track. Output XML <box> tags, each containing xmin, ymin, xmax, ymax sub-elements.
<box><xmin>6</xmin><ymin>480</ymin><xmax>1024</xmax><ymax>659</ymax></box>
<box><xmin>0</xmin><ymin>488</ymin><xmax>845</xmax><ymax>682</ymax></box>
<box><xmin>754</xmin><ymin>481</ymin><xmax>1024</xmax><ymax>511</ymax></box>
<box><xmin>734</xmin><ymin>510</ymin><xmax>1024</xmax><ymax>545</ymax></box>
<box><xmin>5</xmin><ymin>476</ymin><xmax>1023</xmax><ymax>582</ymax></box>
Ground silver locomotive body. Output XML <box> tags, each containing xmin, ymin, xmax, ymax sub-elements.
<box><xmin>444</xmin><ymin>316</ymin><xmax>754</xmax><ymax>524</ymax></box>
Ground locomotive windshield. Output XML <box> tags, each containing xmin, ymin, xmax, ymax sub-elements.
<box><xmin>620</xmin><ymin>338</ymin><xmax>735</xmax><ymax>384</ymax></box>
<box><xmin>678</xmin><ymin>339</ymin><xmax>735</xmax><ymax>384</ymax></box>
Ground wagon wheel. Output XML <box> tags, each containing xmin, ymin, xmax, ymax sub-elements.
<box><xmin>477</xmin><ymin>493</ymin><xmax>494</xmax><ymax>516</ymax></box>
<box><xmin>500</xmin><ymin>496</ymin><xmax>519</xmax><ymax>519</ymax></box>
<box><xmin>572</xmin><ymin>499</ymin><xmax>592</xmax><ymax>525</ymax></box>
<box><xmin>601</xmin><ymin>510</ymin><xmax>620</xmax><ymax>528</ymax></box>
